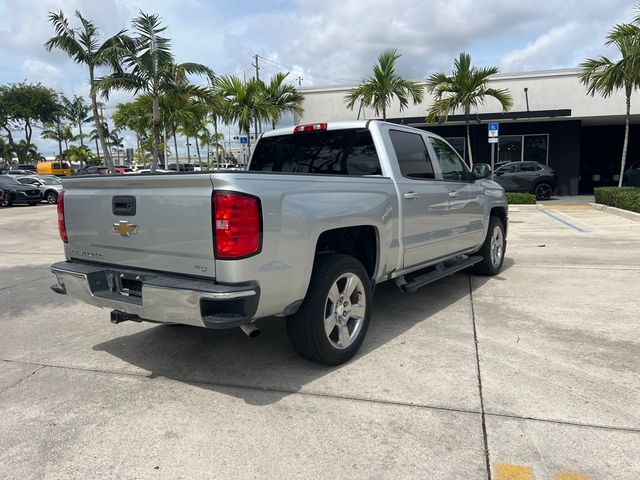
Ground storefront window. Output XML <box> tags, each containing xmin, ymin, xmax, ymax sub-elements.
<box><xmin>523</xmin><ymin>135</ymin><xmax>548</xmax><ymax>163</ymax></box>
<box><xmin>498</xmin><ymin>134</ymin><xmax>548</xmax><ymax>164</ymax></box>
<box><xmin>498</xmin><ymin>136</ymin><xmax>522</xmax><ymax>163</ymax></box>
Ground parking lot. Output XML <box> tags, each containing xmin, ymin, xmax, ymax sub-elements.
<box><xmin>1</xmin><ymin>202</ymin><xmax>639</xmax><ymax>479</ymax></box>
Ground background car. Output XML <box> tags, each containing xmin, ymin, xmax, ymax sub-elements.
<box><xmin>0</xmin><ymin>175</ymin><xmax>43</xmax><ymax>207</ymax></box>
<box><xmin>14</xmin><ymin>175</ymin><xmax>63</xmax><ymax>204</ymax></box>
<box><xmin>37</xmin><ymin>161</ymin><xmax>72</xmax><ymax>176</ymax></box>
<box><xmin>167</xmin><ymin>163</ymin><xmax>195</xmax><ymax>172</ymax></box>
<box><xmin>624</xmin><ymin>159</ymin><xmax>640</xmax><ymax>187</ymax></box>
<box><xmin>81</xmin><ymin>165</ymin><xmax>110</xmax><ymax>175</ymax></box>
<box><xmin>493</xmin><ymin>161</ymin><xmax>557</xmax><ymax>200</ymax></box>
<box><xmin>9</xmin><ymin>164</ymin><xmax>37</xmax><ymax>173</ymax></box>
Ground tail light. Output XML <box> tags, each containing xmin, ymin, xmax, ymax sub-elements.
<box><xmin>57</xmin><ymin>191</ymin><xmax>67</xmax><ymax>243</ymax></box>
<box><xmin>213</xmin><ymin>192</ymin><xmax>262</xmax><ymax>259</ymax></box>
<box><xmin>293</xmin><ymin>122</ymin><xmax>327</xmax><ymax>133</ymax></box>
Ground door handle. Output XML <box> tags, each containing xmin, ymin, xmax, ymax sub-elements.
<box><xmin>448</xmin><ymin>192</ymin><xmax>461</xmax><ymax>198</ymax></box>
<box><xmin>403</xmin><ymin>192</ymin><xmax>420</xmax><ymax>199</ymax></box>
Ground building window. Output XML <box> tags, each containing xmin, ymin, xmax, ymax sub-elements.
<box><xmin>498</xmin><ymin>134</ymin><xmax>549</xmax><ymax>164</ymax></box>
<box><xmin>444</xmin><ymin>137</ymin><xmax>465</xmax><ymax>161</ymax></box>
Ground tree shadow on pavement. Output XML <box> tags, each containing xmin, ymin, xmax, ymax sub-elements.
<box><xmin>92</xmin><ymin>258</ymin><xmax>515</xmax><ymax>406</ymax></box>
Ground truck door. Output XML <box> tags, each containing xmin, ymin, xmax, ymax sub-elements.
<box><xmin>428</xmin><ymin>137</ymin><xmax>485</xmax><ymax>254</ymax></box>
<box><xmin>386</xmin><ymin>128</ymin><xmax>451</xmax><ymax>268</ymax></box>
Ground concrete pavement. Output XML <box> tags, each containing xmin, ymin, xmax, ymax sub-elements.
<box><xmin>0</xmin><ymin>202</ymin><xmax>639</xmax><ymax>479</ymax></box>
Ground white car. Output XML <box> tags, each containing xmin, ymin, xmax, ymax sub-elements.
<box><xmin>14</xmin><ymin>174</ymin><xmax>63</xmax><ymax>204</ymax></box>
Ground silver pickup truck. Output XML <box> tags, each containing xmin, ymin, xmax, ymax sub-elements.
<box><xmin>51</xmin><ymin>120</ymin><xmax>507</xmax><ymax>365</ymax></box>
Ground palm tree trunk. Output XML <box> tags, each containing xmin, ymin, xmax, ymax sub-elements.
<box><xmin>95</xmin><ymin>136</ymin><xmax>100</xmax><ymax>159</ymax></box>
<box><xmin>213</xmin><ymin>118</ymin><xmax>219</xmax><ymax>167</ymax></box>
<box><xmin>382</xmin><ymin>105</ymin><xmax>386</xmax><ymax>120</ymax></box>
<box><xmin>619</xmin><ymin>93</ymin><xmax>631</xmax><ymax>188</ymax></box>
<box><xmin>465</xmin><ymin>117</ymin><xmax>473</xmax><ymax>168</ymax></box>
<box><xmin>186</xmin><ymin>135</ymin><xmax>191</xmax><ymax>161</ymax></box>
<box><xmin>57</xmin><ymin>136</ymin><xmax>63</xmax><ymax>159</ymax></box>
<box><xmin>195</xmin><ymin>136</ymin><xmax>201</xmax><ymax>166</ymax></box>
<box><xmin>89</xmin><ymin>67</ymin><xmax>114</xmax><ymax>173</ymax></box>
<box><xmin>151</xmin><ymin>94</ymin><xmax>161</xmax><ymax>173</ymax></box>
<box><xmin>173</xmin><ymin>127</ymin><xmax>179</xmax><ymax>165</ymax></box>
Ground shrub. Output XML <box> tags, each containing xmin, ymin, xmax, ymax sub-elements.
<box><xmin>505</xmin><ymin>192</ymin><xmax>537</xmax><ymax>204</ymax></box>
<box><xmin>594</xmin><ymin>187</ymin><xmax>640</xmax><ymax>213</ymax></box>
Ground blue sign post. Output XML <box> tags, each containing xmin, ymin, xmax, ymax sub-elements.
<box><xmin>239</xmin><ymin>136</ymin><xmax>248</xmax><ymax>145</ymax></box>
<box><xmin>488</xmin><ymin>123</ymin><xmax>499</xmax><ymax>179</ymax></box>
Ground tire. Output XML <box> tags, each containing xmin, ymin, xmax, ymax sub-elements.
<box><xmin>533</xmin><ymin>182</ymin><xmax>553</xmax><ymax>200</ymax></box>
<box><xmin>0</xmin><ymin>193</ymin><xmax>10</xmax><ymax>208</ymax></box>
<box><xmin>46</xmin><ymin>191</ymin><xmax>58</xmax><ymax>204</ymax></box>
<box><xmin>472</xmin><ymin>216</ymin><xmax>506</xmax><ymax>276</ymax></box>
<box><xmin>287</xmin><ymin>254</ymin><xmax>372</xmax><ymax>365</ymax></box>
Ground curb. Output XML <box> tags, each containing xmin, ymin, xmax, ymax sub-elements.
<box><xmin>590</xmin><ymin>203</ymin><xmax>640</xmax><ymax>222</ymax></box>
<box><xmin>509</xmin><ymin>204</ymin><xmax>543</xmax><ymax>212</ymax></box>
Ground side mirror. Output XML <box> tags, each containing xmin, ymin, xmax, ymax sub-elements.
<box><xmin>473</xmin><ymin>163</ymin><xmax>492</xmax><ymax>179</ymax></box>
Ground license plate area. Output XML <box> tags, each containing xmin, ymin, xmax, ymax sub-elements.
<box><xmin>87</xmin><ymin>269</ymin><xmax>145</xmax><ymax>305</ymax></box>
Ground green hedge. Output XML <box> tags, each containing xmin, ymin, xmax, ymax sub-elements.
<box><xmin>505</xmin><ymin>192</ymin><xmax>537</xmax><ymax>204</ymax></box>
<box><xmin>594</xmin><ymin>187</ymin><xmax>640</xmax><ymax>213</ymax></box>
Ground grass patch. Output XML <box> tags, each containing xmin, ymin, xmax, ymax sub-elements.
<box><xmin>594</xmin><ymin>187</ymin><xmax>640</xmax><ymax>213</ymax></box>
<box><xmin>505</xmin><ymin>192</ymin><xmax>537</xmax><ymax>204</ymax></box>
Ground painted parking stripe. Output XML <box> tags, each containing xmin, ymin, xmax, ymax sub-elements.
<box><xmin>493</xmin><ymin>463</ymin><xmax>534</xmax><ymax>480</ymax></box>
<box><xmin>555</xmin><ymin>472</ymin><xmax>591</xmax><ymax>480</ymax></box>
<box><xmin>541</xmin><ymin>209</ymin><xmax>586</xmax><ymax>232</ymax></box>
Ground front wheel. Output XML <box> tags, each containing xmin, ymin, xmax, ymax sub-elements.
<box><xmin>287</xmin><ymin>254</ymin><xmax>371</xmax><ymax>365</ymax></box>
<box><xmin>473</xmin><ymin>216</ymin><xmax>506</xmax><ymax>276</ymax></box>
<box><xmin>0</xmin><ymin>192</ymin><xmax>10</xmax><ymax>208</ymax></box>
<box><xmin>46</xmin><ymin>191</ymin><xmax>58</xmax><ymax>204</ymax></box>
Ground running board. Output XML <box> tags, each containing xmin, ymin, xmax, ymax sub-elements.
<box><xmin>395</xmin><ymin>256</ymin><xmax>483</xmax><ymax>293</ymax></box>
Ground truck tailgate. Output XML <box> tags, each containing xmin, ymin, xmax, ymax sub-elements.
<box><xmin>62</xmin><ymin>174</ymin><xmax>216</xmax><ymax>278</ymax></box>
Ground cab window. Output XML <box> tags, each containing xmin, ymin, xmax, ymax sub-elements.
<box><xmin>430</xmin><ymin>137</ymin><xmax>470</xmax><ymax>182</ymax></box>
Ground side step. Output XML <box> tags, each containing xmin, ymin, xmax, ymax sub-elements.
<box><xmin>395</xmin><ymin>255</ymin><xmax>483</xmax><ymax>293</ymax></box>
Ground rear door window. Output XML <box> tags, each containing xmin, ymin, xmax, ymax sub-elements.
<box><xmin>389</xmin><ymin>129</ymin><xmax>436</xmax><ymax>179</ymax></box>
<box><xmin>249</xmin><ymin>128</ymin><xmax>382</xmax><ymax>175</ymax></box>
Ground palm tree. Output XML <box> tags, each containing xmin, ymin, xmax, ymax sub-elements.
<box><xmin>345</xmin><ymin>49</ymin><xmax>423</xmax><ymax>121</ymax></box>
<box><xmin>264</xmin><ymin>72</ymin><xmax>305</xmax><ymax>128</ymax></box>
<box><xmin>45</xmin><ymin>10</ymin><xmax>128</xmax><ymax>173</ymax></box>
<box><xmin>579</xmin><ymin>23</ymin><xmax>640</xmax><ymax>187</ymax></box>
<box><xmin>112</xmin><ymin>100</ymin><xmax>151</xmax><ymax>161</ymax></box>
<box><xmin>426</xmin><ymin>52</ymin><xmax>513</xmax><ymax>167</ymax></box>
<box><xmin>66</xmin><ymin>144</ymin><xmax>94</xmax><ymax>171</ymax></box>
<box><xmin>199</xmin><ymin>130</ymin><xmax>224</xmax><ymax>166</ymax></box>
<box><xmin>62</xmin><ymin>95</ymin><xmax>90</xmax><ymax>148</ymax></box>
<box><xmin>110</xmin><ymin>130</ymin><xmax>125</xmax><ymax>164</ymax></box>
<box><xmin>216</xmin><ymin>75</ymin><xmax>273</xmax><ymax>152</ymax></box>
<box><xmin>98</xmin><ymin>12</ymin><xmax>213</xmax><ymax>172</ymax></box>
<box><xmin>204</xmin><ymin>84</ymin><xmax>226</xmax><ymax>165</ymax></box>
<box><xmin>41</xmin><ymin>122</ymin><xmax>65</xmax><ymax>158</ymax></box>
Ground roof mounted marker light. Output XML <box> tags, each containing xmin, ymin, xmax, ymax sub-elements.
<box><xmin>293</xmin><ymin>123</ymin><xmax>327</xmax><ymax>134</ymax></box>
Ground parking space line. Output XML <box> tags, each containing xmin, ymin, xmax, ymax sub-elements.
<box><xmin>555</xmin><ymin>472</ymin><xmax>591</xmax><ymax>480</ymax></box>
<box><xmin>540</xmin><ymin>210</ymin><xmax>586</xmax><ymax>232</ymax></box>
<box><xmin>493</xmin><ymin>463</ymin><xmax>534</xmax><ymax>480</ymax></box>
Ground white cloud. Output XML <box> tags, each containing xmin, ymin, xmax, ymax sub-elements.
<box><xmin>21</xmin><ymin>59</ymin><xmax>67</xmax><ymax>91</ymax></box>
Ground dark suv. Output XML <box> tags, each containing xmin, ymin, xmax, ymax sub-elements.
<box><xmin>493</xmin><ymin>161</ymin><xmax>557</xmax><ymax>200</ymax></box>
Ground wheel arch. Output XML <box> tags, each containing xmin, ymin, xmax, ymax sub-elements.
<box><xmin>313</xmin><ymin>225</ymin><xmax>379</xmax><ymax>281</ymax></box>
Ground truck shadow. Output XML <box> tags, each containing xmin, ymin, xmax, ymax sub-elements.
<box><xmin>93</xmin><ymin>258</ymin><xmax>515</xmax><ymax>406</ymax></box>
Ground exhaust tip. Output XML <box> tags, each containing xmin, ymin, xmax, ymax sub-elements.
<box><xmin>240</xmin><ymin>324</ymin><xmax>261</xmax><ymax>338</ymax></box>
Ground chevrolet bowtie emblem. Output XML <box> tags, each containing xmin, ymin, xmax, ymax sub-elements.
<box><xmin>112</xmin><ymin>221</ymin><xmax>138</xmax><ymax>237</ymax></box>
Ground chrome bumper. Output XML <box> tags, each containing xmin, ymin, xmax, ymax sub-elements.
<box><xmin>51</xmin><ymin>261</ymin><xmax>259</xmax><ymax>328</ymax></box>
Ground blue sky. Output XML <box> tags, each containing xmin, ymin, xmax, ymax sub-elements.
<box><xmin>0</xmin><ymin>0</ymin><xmax>636</xmax><ymax>155</ymax></box>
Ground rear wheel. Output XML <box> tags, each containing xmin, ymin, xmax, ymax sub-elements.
<box><xmin>0</xmin><ymin>192</ymin><xmax>10</xmax><ymax>207</ymax></box>
<box><xmin>473</xmin><ymin>216</ymin><xmax>506</xmax><ymax>276</ymax></box>
<box><xmin>287</xmin><ymin>254</ymin><xmax>371</xmax><ymax>365</ymax></box>
<box><xmin>46</xmin><ymin>191</ymin><xmax>58</xmax><ymax>204</ymax></box>
<box><xmin>534</xmin><ymin>182</ymin><xmax>552</xmax><ymax>200</ymax></box>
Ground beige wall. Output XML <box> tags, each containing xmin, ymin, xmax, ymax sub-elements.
<box><xmin>298</xmin><ymin>69</ymin><xmax>640</xmax><ymax>125</ymax></box>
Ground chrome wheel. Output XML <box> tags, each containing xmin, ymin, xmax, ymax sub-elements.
<box><xmin>46</xmin><ymin>191</ymin><xmax>58</xmax><ymax>204</ymax></box>
<box><xmin>490</xmin><ymin>225</ymin><xmax>504</xmax><ymax>268</ymax></box>
<box><xmin>323</xmin><ymin>272</ymin><xmax>366</xmax><ymax>350</ymax></box>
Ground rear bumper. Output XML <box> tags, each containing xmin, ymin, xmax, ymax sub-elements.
<box><xmin>50</xmin><ymin>261</ymin><xmax>259</xmax><ymax>328</ymax></box>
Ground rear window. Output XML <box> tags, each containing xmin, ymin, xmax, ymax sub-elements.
<box><xmin>52</xmin><ymin>163</ymin><xmax>60</xmax><ymax>169</ymax></box>
<box><xmin>249</xmin><ymin>128</ymin><xmax>382</xmax><ymax>175</ymax></box>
